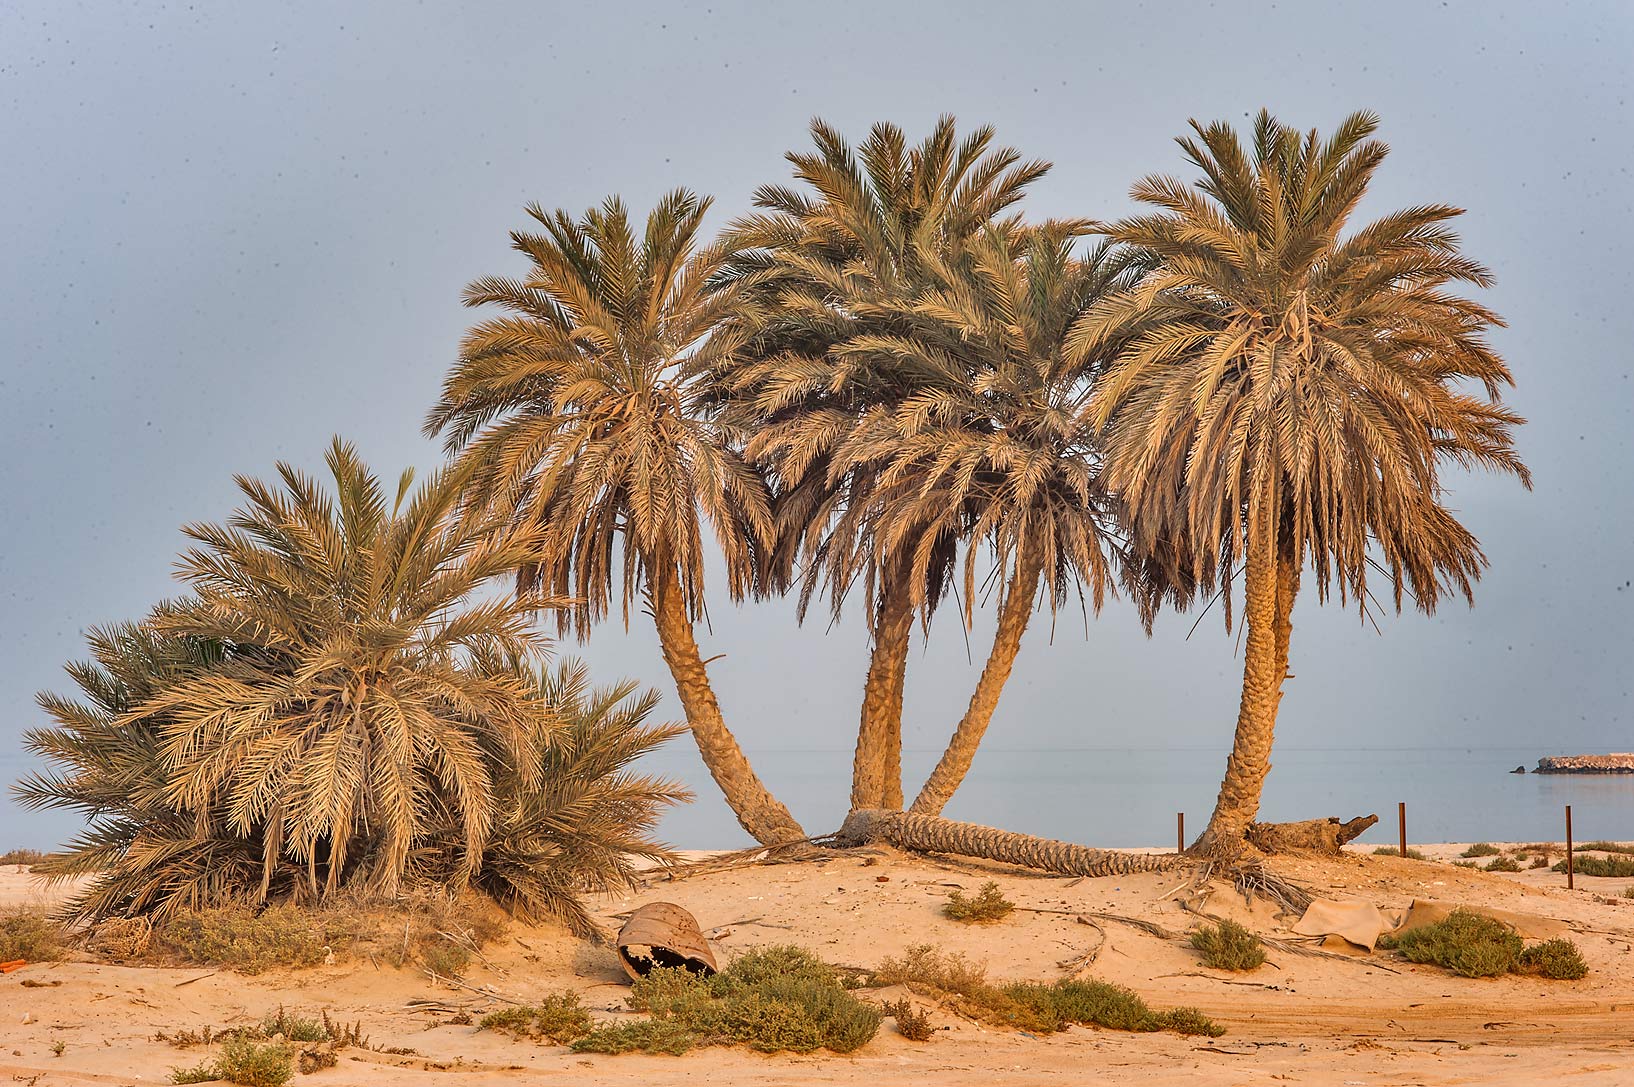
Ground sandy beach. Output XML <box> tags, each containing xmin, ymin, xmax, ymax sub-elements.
<box><xmin>5</xmin><ymin>843</ymin><xmax>1632</xmax><ymax>1087</ymax></box>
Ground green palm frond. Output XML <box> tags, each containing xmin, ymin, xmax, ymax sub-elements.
<box><xmin>1084</xmin><ymin>109</ymin><xmax>1529</xmax><ymax>620</ymax></box>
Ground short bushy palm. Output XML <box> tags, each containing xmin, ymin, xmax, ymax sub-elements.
<box><xmin>17</xmin><ymin>441</ymin><xmax>682</xmax><ymax>927</ymax></box>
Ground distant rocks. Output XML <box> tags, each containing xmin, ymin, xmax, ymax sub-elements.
<box><xmin>1535</xmin><ymin>754</ymin><xmax>1634</xmax><ymax>774</ymax></box>
<box><xmin>1511</xmin><ymin>765</ymin><xmax>1527</xmax><ymax>774</ymax></box>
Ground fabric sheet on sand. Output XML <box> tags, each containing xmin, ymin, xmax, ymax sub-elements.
<box><xmin>1292</xmin><ymin>896</ymin><xmax>1570</xmax><ymax>951</ymax></box>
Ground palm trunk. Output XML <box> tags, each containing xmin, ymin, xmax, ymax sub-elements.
<box><xmin>910</xmin><ymin>548</ymin><xmax>1044</xmax><ymax>815</ymax></box>
<box><xmin>1192</xmin><ymin>514</ymin><xmax>1298</xmax><ymax>857</ymax></box>
<box><xmin>648</xmin><ymin>567</ymin><xmax>806</xmax><ymax>846</ymax></box>
<box><xmin>851</xmin><ymin>564</ymin><xmax>914</xmax><ymax>811</ymax></box>
<box><xmin>837</xmin><ymin>808</ymin><xmax>1182</xmax><ymax>877</ymax></box>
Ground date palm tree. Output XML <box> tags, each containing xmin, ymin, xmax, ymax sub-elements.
<box><xmin>17</xmin><ymin>440</ymin><xmax>580</xmax><ymax>917</ymax></box>
<box><xmin>817</xmin><ymin>222</ymin><xmax>1133</xmax><ymax>815</ymax></box>
<box><xmin>426</xmin><ymin>190</ymin><xmax>806</xmax><ymax>846</ymax></box>
<box><xmin>1079</xmin><ymin>110</ymin><xmax>1530</xmax><ymax>856</ymax></box>
<box><xmin>725</xmin><ymin>117</ymin><xmax>1048</xmax><ymax>811</ymax></box>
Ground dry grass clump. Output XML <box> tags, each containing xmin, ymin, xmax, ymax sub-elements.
<box><xmin>0</xmin><ymin>848</ymin><xmax>47</xmax><ymax>867</ymax></box>
<box><xmin>1580</xmin><ymin>841</ymin><xmax>1634</xmax><ymax>855</ymax></box>
<box><xmin>479</xmin><ymin>994</ymin><xmax>593</xmax><ymax>1043</ymax></box>
<box><xmin>572</xmin><ymin>946</ymin><xmax>882</xmax><ymax>1056</ymax></box>
<box><xmin>883</xmin><ymin>998</ymin><xmax>935</xmax><ymax>1041</ymax></box>
<box><xmin>1556</xmin><ymin>855</ymin><xmax>1634</xmax><ymax>878</ymax></box>
<box><xmin>942</xmin><ymin>882</ymin><xmax>1015</xmax><ymax>924</ymax></box>
<box><xmin>1483</xmin><ymin>855</ymin><xmax>1522</xmax><ymax>873</ymax></box>
<box><xmin>1373</xmin><ymin>846</ymin><xmax>1427</xmax><ymax>860</ymax></box>
<box><xmin>1460</xmin><ymin>843</ymin><xmax>1500</xmax><ymax>858</ymax></box>
<box><xmin>872</xmin><ymin>945</ymin><xmax>1222</xmax><ymax>1037</ymax></box>
<box><xmin>1377</xmin><ymin>909</ymin><xmax>1588</xmax><ymax>980</ymax></box>
<box><xmin>0</xmin><ymin>907</ymin><xmax>67</xmax><ymax>962</ymax></box>
<box><xmin>1517</xmin><ymin>938</ymin><xmax>1589</xmax><ymax>980</ymax></box>
<box><xmin>155</xmin><ymin>905</ymin><xmax>336</xmax><ymax>975</ymax></box>
<box><xmin>1188</xmin><ymin>920</ymin><xmax>1266</xmax><ymax>971</ymax></box>
<box><xmin>167</xmin><ymin>1009</ymin><xmax>365</xmax><ymax>1083</ymax></box>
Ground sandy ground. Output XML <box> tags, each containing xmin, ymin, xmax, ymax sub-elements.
<box><xmin>3</xmin><ymin>842</ymin><xmax>1633</xmax><ymax>1086</ymax></box>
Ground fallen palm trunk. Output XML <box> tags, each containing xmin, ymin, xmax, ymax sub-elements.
<box><xmin>835</xmin><ymin>809</ymin><xmax>1185</xmax><ymax>877</ymax></box>
<box><xmin>1246</xmin><ymin>814</ymin><xmax>1377</xmax><ymax>855</ymax></box>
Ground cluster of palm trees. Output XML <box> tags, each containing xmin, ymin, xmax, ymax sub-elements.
<box><xmin>21</xmin><ymin>107</ymin><xmax>1530</xmax><ymax>928</ymax></box>
<box><xmin>427</xmin><ymin>108</ymin><xmax>1528</xmax><ymax>856</ymax></box>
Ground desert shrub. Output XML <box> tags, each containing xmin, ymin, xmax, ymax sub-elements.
<box><xmin>1517</xmin><ymin>939</ymin><xmax>1589</xmax><ymax>980</ymax></box>
<box><xmin>259</xmin><ymin>1008</ymin><xmax>326</xmax><ymax>1043</ymax></box>
<box><xmin>1378</xmin><ymin>910</ymin><xmax>1521</xmax><ymax>977</ymax></box>
<box><xmin>0</xmin><ymin>849</ymin><xmax>46</xmax><ymax>867</ymax></box>
<box><xmin>479</xmin><ymin>994</ymin><xmax>592</xmax><ymax>1043</ymax></box>
<box><xmin>172</xmin><ymin>1036</ymin><xmax>293</xmax><ymax>1087</ymax></box>
<box><xmin>1530</xmin><ymin>856</ymin><xmax>1549</xmax><ymax>869</ymax></box>
<box><xmin>1461</xmin><ymin>843</ymin><xmax>1500</xmax><ymax>858</ymax></box>
<box><xmin>584</xmin><ymin>949</ymin><xmax>882</xmax><ymax>1055</ymax></box>
<box><xmin>943</xmin><ymin>882</ymin><xmax>1015</xmax><ymax>924</ymax></box>
<box><xmin>0</xmin><ymin>908</ymin><xmax>66</xmax><ymax>962</ymax></box>
<box><xmin>420</xmin><ymin>939</ymin><xmax>471</xmax><ymax>977</ymax></box>
<box><xmin>1555</xmin><ymin>855</ymin><xmax>1634</xmax><ymax>878</ymax></box>
<box><xmin>15</xmin><ymin>451</ymin><xmax>685</xmax><ymax>936</ymax></box>
<box><xmin>1624</xmin><ymin>885</ymin><xmax>1634</xmax><ymax>900</ymax></box>
<box><xmin>155</xmin><ymin>906</ymin><xmax>331</xmax><ymax>975</ymax></box>
<box><xmin>1452</xmin><ymin>860</ymin><xmax>1479</xmax><ymax>870</ymax></box>
<box><xmin>1484</xmin><ymin>855</ymin><xmax>1522</xmax><ymax>873</ymax></box>
<box><xmin>572</xmin><ymin>1019</ymin><xmax>698</xmax><ymax>1056</ymax></box>
<box><xmin>873</xmin><ymin>944</ymin><xmax>1221</xmax><ymax>1037</ymax></box>
<box><xmin>1188</xmin><ymin>920</ymin><xmax>1266</xmax><ymax>971</ymax></box>
<box><xmin>1580</xmin><ymin>841</ymin><xmax>1634</xmax><ymax>855</ymax></box>
<box><xmin>884</xmin><ymin>998</ymin><xmax>935</xmax><ymax>1041</ymax></box>
<box><xmin>1373</xmin><ymin>846</ymin><xmax>1427</xmax><ymax>860</ymax></box>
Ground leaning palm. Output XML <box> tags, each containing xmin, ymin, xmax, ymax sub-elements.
<box><xmin>826</xmin><ymin>223</ymin><xmax>1131</xmax><ymax>815</ymax></box>
<box><xmin>18</xmin><ymin>440</ymin><xmax>559</xmax><ymax>916</ymax></box>
<box><xmin>1080</xmin><ymin>111</ymin><xmax>1529</xmax><ymax>855</ymax></box>
<box><xmin>726</xmin><ymin>116</ymin><xmax>1048</xmax><ymax>811</ymax></box>
<box><xmin>426</xmin><ymin>191</ymin><xmax>805</xmax><ymax>846</ymax></box>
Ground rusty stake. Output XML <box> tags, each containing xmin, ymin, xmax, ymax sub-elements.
<box><xmin>1398</xmin><ymin>801</ymin><xmax>1407</xmax><ymax>859</ymax></box>
<box><xmin>1566</xmin><ymin>805</ymin><xmax>1574</xmax><ymax>890</ymax></box>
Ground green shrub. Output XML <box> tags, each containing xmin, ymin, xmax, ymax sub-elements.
<box><xmin>1188</xmin><ymin>920</ymin><xmax>1266</xmax><ymax>971</ymax></box>
<box><xmin>156</xmin><ymin>906</ymin><xmax>330</xmax><ymax>975</ymax></box>
<box><xmin>259</xmin><ymin>1007</ymin><xmax>326</xmax><ymax>1042</ymax></box>
<box><xmin>1580</xmin><ymin>841</ymin><xmax>1634</xmax><ymax>855</ymax></box>
<box><xmin>1461</xmin><ymin>843</ymin><xmax>1500</xmax><ymax>858</ymax></box>
<box><xmin>1517</xmin><ymin>939</ymin><xmax>1589</xmax><ymax>980</ymax></box>
<box><xmin>0</xmin><ymin>908</ymin><xmax>66</xmax><ymax>962</ymax></box>
<box><xmin>1484</xmin><ymin>855</ymin><xmax>1522</xmax><ymax>873</ymax></box>
<box><xmin>873</xmin><ymin>944</ymin><xmax>1221</xmax><ymax>1038</ymax></box>
<box><xmin>420</xmin><ymin>940</ymin><xmax>471</xmax><ymax>977</ymax></box>
<box><xmin>1452</xmin><ymin>860</ymin><xmax>1479</xmax><ymax>869</ymax></box>
<box><xmin>572</xmin><ymin>1019</ymin><xmax>697</xmax><ymax>1056</ymax></box>
<box><xmin>174</xmin><ymin>1036</ymin><xmax>293</xmax><ymax>1087</ymax></box>
<box><xmin>943</xmin><ymin>882</ymin><xmax>1015</xmax><ymax>924</ymax></box>
<box><xmin>1555</xmin><ymin>855</ymin><xmax>1634</xmax><ymax>878</ymax></box>
<box><xmin>575</xmin><ymin>948</ymin><xmax>882</xmax><ymax>1056</ymax></box>
<box><xmin>1377</xmin><ymin>910</ymin><xmax>1521</xmax><ymax>977</ymax></box>
<box><xmin>479</xmin><ymin>993</ymin><xmax>592</xmax><ymax>1043</ymax></box>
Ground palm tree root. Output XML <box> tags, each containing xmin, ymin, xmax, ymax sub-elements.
<box><xmin>1245</xmin><ymin>814</ymin><xmax>1378</xmax><ymax>856</ymax></box>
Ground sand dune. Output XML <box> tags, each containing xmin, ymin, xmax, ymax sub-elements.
<box><xmin>4</xmin><ymin>844</ymin><xmax>1633</xmax><ymax>1086</ymax></box>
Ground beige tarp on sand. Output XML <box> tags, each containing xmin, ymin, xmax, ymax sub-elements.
<box><xmin>1292</xmin><ymin>897</ymin><xmax>1569</xmax><ymax>951</ymax></box>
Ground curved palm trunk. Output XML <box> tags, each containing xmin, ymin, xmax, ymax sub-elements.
<box><xmin>649</xmin><ymin>568</ymin><xmax>806</xmax><ymax>846</ymax></box>
<box><xmin>1192</xmin><ymin>518</ymin><xmax>1299</xmax><ymax>857</ymax></box>
<box><xmin>910</xmin><ymin>548</ymin><xmax>1044</xmax><ymax>815</ymax></box>
<box><xmin>851</xmin><ymin>565</ymin><xmax>913</xmax><ymax>811</ymax></box>
<box><xmin>837</xmin><ymin>808</ymin><xmax>1182</xmax><ymax>877</ymax></box>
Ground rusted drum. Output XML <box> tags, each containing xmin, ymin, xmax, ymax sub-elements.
<box><xmin>615</xmin><ymin>901</ymin><xmax>717</xmax><ymax>981</ymax></box>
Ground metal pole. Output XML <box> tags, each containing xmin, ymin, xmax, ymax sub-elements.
<box><xmin>1399</xmin><ymin>801</ymin><xmax>1407</xmax><ymax>858</ymax></box>
<box><xmin>1177</xmin><ymin>812</ymin><xmax>1185</xmax><ymax>854</ymax></box>
<box><xmin>1566</xmin><ymin>805</ymin><xmax>1574</xmax><ymax>890</ymax></box>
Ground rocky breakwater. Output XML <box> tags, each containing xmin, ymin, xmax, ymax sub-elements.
<box><xmin>1535</xmin><ymin>754</ymin><xmax>1634</xmax><ymax>774</ymax></box>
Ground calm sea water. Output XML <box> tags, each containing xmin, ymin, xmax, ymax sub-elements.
<box><xmin>3</xmin><ymin>746</ymin><xmax>1631</xmax><ymax>853</ymax></box>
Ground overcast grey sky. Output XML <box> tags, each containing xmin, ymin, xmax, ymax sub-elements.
<box><xmin>3</xmin><ymin>2</ymin><xmax>1631</xmax><ymax>846</ymax></box>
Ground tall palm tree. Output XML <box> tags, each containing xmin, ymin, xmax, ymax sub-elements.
<box><xmin>816</xmin><ymin>222</ymin><xmax>1133</xmax><ymax>815</ymax></box>
<box><xmin>18</xmin><ymin>440</ymin><xmax>564</xmax><ymax>916</ymax></box>
<box><xmin>1079</xmin><ymin>110</ymin><xmax>1530</xmax><ymax>856</ymax></box>
<box><xmin>426</xmin><ymin>190</ymin><xmax>806</xmax><ymax>846</ymax></box>
<box><xmin>724</xmin><ymin>117</ymin><xmax>1049</xmax><ymax>811</ymax></box>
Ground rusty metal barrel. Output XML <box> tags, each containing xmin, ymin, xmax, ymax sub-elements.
<box><xmin>614</xmin><ymin>901</ymin><xmax>717</xmax><ymax>981</ymax></box>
